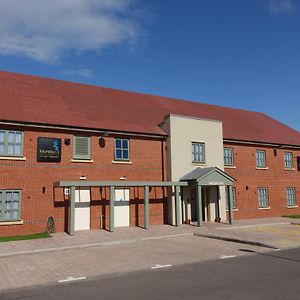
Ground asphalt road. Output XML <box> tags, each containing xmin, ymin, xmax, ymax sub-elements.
<box><xmin>1</xmin><ymin>247</ymin><xmax>300</xmax><ymax>300</ymax></box>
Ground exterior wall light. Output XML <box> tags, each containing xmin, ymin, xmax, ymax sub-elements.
<box><xmin>99</xmin><ymin>137</ymin><xmax>106</xmax><ymax>148</ymax></box>
<box><xmin>64</xmin><ymin>138</ymin><xmax>71</xmax><ymax>145</ymax></box>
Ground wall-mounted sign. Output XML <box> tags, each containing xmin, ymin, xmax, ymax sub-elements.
<box><xmin>209</xmin><ymin>182</ymin><xmax>224</xmax><ymax>185</ymax></box>
<box><xmin>37</xmin><ymin>137</ymin><xmax>61</xmax><ymax>162</ymax></box>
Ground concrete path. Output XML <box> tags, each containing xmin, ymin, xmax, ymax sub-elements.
<box><xmin>199</xmin><ymin>217</ymin><xmax>300</xmax><ymax>249</ymax></box>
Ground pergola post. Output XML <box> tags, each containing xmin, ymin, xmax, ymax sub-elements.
<box><xmin>109</xmin><ymin>186</ymin><xmax>115</xmax><ymax>232</ymax></box>
<box><xmin>196</xmin><ymin>184</ymin><xmax>203</xmax><ymax>227</ymax></box>
<box><xmin>175</xmin><ymin>185</ymin><xmax>180</xmax><ymax>227</ymax></box>
<box><xmin>228</xmin><ymin>185</ymin><xmax>234</xmax><ymax>225</ymax></box>
<box><xmin>144</xmin><ymin>185</ymin><xmax>149</xmax><ymax>229</ymax></box>
<box><xmin>69</xmin><ymin>186</ymin><xmax>76</xmax><ymax>236</ymax></box>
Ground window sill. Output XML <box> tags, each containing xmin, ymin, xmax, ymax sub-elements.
<box><xmin>226</xmin><ymin>208</ymin><xmax>238</xmax><ymax>211</ymax></box>
<box><xmin>191</xmin><ymin>162</ymin><xmax>206</xmax><ymax>166</ymax></box>
<box><xmin>224</xmin><ymin>165</ymin><xmax>236</xmax><ymax>169</ymax></box>
<box><xmin>287</xmin><ymin>205</ymin><xmax>298</xmax><ymax>209</ymax></box>
<box><xmin>112</xmin><ymin>160</ymin><xmax>132</xmax><ymax>165</ymax></box>
<box><xmin>256</xmin><ymin>167</ymin><xmax>268</xmax><ymax>170</ymax></box>
<box><xmin>258</xmin><ymin>207</ymin><xmax>271</xmax><ymax>210</ymax></box>
<box><xmin>71</xmin><ymin>159</ymin><xmax>93</xmax><ymax>163</ymax></box>
<box><xmin>0</xmin><ymin>156</ymin><xmax>26</xmax><ymax>161</ymax></box>
<box><xmin>0</xmin><ymin>220</ymin><xmax>24</xmax><ymax>226</ymax></box>
<box><xmin>285</xmin><ymin>168</ymin><xmax>295</xmax><ymax>171</ymax></box>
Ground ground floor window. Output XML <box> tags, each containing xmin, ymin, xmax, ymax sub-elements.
<box><xmin>258</xmin><ymin>188</ymin><xmax>269</xmax><ymax>208</ymax></box>
<box><xmin>286</xmin><ymin>187</ymin><xmax>296</xmax><ymax>207</ymax></box>
<box><xmin>0</xmin><ymin>190</ymin><xmax>21</xmax><ymax>221</ymax></box>
<box><xmin>225</xmin><ymin>187</ymin><xmax>236</xmax><ymax>209</ymax></box>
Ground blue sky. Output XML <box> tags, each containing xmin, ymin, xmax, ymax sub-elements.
<box><xmin>1</xmin><ymin>0</ymin><xmax>300</xmax><ymax>130</ymax></box>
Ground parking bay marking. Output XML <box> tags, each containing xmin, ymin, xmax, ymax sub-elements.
<box><xmin>58</xmin><ymin>276</ymin><xmax>87</xmax><ymax>283</ymax></box>
<box><xmin>151</xmin><ymin>264</ymin><xmax>173</xmax><ymax>269</ymax></box>
<box><xmin>220</xmin><ymin>255</ymin><xmax>237</xmax><ymax>259</ymax></box>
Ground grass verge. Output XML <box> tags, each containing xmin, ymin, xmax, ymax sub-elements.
<box><xmin>282</xmin><ymin>214</ymin><xmax>300</xmax><ymax>219</ymax></box>
<box><xmin>0</xmin><ymin>232</ymin><xmax>51</xmax><ymax>242</ymax></box>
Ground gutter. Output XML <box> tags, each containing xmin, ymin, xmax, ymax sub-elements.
<box><xmin>223</xmin><ymin>138</ymin><xmax>300</xmax><ymax>150</ymax></box>
<box><xmin>0</xmin><ymin>120</ymin><xmax>167</xmax><ymax>140</ymax></box>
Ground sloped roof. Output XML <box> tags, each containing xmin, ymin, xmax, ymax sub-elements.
<box><xmin>180</xmin><ymin>167</ymin><xmax>234</xmax><ymax>184</ymax></box>
<box><xmin>1</xmin><ymin>71</ymin><xmax>300</xmax><ymax>146</ymax></box>
<box><xmin>180</xmin><ymin>167</ymin><xmax>216</xmax><ymax>181</ymax></box>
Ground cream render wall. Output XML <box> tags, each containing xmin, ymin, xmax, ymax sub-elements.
<box><xmin>161</xmin><ymin>114</ymin><xmax>226</xmax><ymax>225</ymax></box>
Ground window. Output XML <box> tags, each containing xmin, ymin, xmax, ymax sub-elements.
<box><xmin>0</xmin><ymin>190</ymin><xmax>21</xmax><ymax>221</ymax></box>
<box><xmin>258</xmin><ymin>188</ymin><xmax>269</xmax><ymax>208</ymax></box>
<box><xmin>224</xmin><ymin>147</ymin><xmax>234</xmax><ymax>166</ymax></box>
<box><xmin>284</xmin><ymin>152</ymin><xmax>293</xmax><ymax>169</ymax></box>
<box><xmin>192</xmin><ymin>142</ymin><xmax>205</xmax><ymax>163</ymax></box>
<box><xmin>226</xmin><ymin>187</ymin><xmax>237</xmax><ymax>209</ymax></box>
<box><xmin>73</xmin><ymin>136</ymin><xmax>91</xmax><ymax>160</ymax></box>
<box><xmin>256</xmin><ymin>150</ymin><xmax>266</xmax><ymax>168</ymax></box>
<box><xmin>0</xmin><ymin>130</ymin><xmax>23</xmax><ymax>156</ymax></box>
<box><xmin>286</xmin><ymin>187</ymin><xmax>296</xmax><ymax>207</ymax></box>
<box><xmin>114</xmin><ymin>139</ymin><xmax>129</xmax><ymax>161</ymax></box>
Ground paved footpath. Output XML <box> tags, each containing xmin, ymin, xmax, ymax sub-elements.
<box><xmin>0</xmin><ymin>217</ymin><xmax>299</xmax><ymax>292</ymax></box>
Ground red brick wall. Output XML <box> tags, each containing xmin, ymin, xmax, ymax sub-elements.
<box><xmin>224</xmin><ymin>142</ymin><xmax>300</xmax><ymax>219</ymax></box>
<box><xmin>0</xmin><ymin>125</ymin><xmax>167</xmax><ymax>237</ymax></box>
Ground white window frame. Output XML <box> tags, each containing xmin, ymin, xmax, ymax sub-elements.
<box><xmin>286</xmin><ymin>187</ymin><xmax>296</xmax><ymax>207</ymax></box>
<box><xmin>284</xmin><ymin>152</ymin><xmax>293</xmax><ymax>169</ymax></box>
<box><xmin>114</xmin><ymin>138</ymin><xmax>130</xmax><ymax>161</ymax></box>
<box><xmin>192</xmin><ymin>142</ymin><xmax>205</xmax><ymax>163</ymax></box>
<box><xmin>0</xmin><ymin>190</ymin><xmax>22</xmax><ymax>221</ymax></box>
<box><xmin>258</xmin><ymin>188</ymin><xmax>269</xmax><ymax>208</ymax></box>
<box><xmin>0</xmin><ymin>130</ymin><xmax>24</xmax><ymax>157</ymax></box>
<box><xmin>256</xmin><ymin>150</ymin><xmax>266</xmax><ymax>168</ymax></box>
<box><xmin>224</xmin><ymin>147</ymin><xmax>234</xmax><ymax>166</ymax></box>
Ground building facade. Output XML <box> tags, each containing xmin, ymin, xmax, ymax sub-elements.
<box><xmin>0</xmin><ymin>71</ymin><xmax>300</xmax><ymax>237</ymax></box>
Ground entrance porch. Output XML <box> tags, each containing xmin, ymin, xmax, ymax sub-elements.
<box><xmin>180</xmin><ymin>167</ymin><xmax>235</xmax><ymax>226</ymax></box>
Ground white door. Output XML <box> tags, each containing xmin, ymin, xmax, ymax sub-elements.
<box><xmin>114</xmin><ymin>189</ymin><xmax>130</xmax><ymax>227</ymax></box>
<box><xmin>75</xmin><ymin>188</ymin><xmax>91</xmax><ymax>231</ymax></box>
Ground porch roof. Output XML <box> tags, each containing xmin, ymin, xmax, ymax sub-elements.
<box><xmin>180</xmin><ymin>167</ymin><xmax>235</xmax><ymax>186</ymax></box>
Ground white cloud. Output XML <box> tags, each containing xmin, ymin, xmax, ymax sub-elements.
<box><xmin>61</xmin><ymin>68</ymin><xmax>94</xmax><ymax>78</ymax></box>
<box><xmin>269</xmin><ymin>0</ymin><xmax>296</xmax><ymax>15</ymax></box>
<box><xmin>0</xmin><ymin>0</ymin><xmax>142</xmax><ymax>63</ymax></box>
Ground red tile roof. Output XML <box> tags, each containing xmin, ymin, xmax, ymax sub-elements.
<box><xmin>1</xmin><ymin>71</ymin><xmax>300</xmax><ymax>146</ymax></box>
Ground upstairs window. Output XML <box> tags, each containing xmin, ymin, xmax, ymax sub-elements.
<box><xmin>73</xmin><ymin>136</ymin><xmax>91</xmax><ymax>160</ymax></box>
<box><xmin>192</xmin><ymin>142</ymin><xmax>205</xmax><ymax>163</ymax></box>
<box><xmin>258</xmin><ymin>188</ymin><xmax>269</xmax><ymax>208</ymax></box>
<box><xmin>284</xmin><ymin>152</ymin><xmax>293</xmax><ymax>169</ymax></box>
<box><xmin>286</xmin><ymin>187</ymin><xmax>296</xmax><ymax>207</ymax></box>
<box><xmin>114</xmin><ymin>139</ymin><xmax>129</xmax><ymax>161</ymax></box>
<box><xmin>0</xmin><ymin>190</ymin><xmax>21</xmax><ymax>221</ymax></box>
<box><xmin>256</xmin><ymin>150</ymin><xmax>266</xmax><ymax>168</ymax></box>
<box><xmin>224</xmin><ymin>147</ymin><xmax>234</xmax><ymax>166</ymax></box>
<box><xmin>0</xmin><ymin>130</ymin><xmax>23</xmax><ymax>156</ymax></box>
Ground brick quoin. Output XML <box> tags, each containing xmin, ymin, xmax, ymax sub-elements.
<box><xmin>224</xmin><ymin>142</ymin><xmax>300</xmax><ymax>219</ymax></box>
<box><xmin>0</xmin><ymin>125</ymin><xmax>168</xmax><ymax>237</ymax></box>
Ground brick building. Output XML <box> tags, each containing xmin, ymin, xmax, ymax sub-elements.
<box><xmin>0</xmin><ymin>71</ymin><xmax>300</xmax><ymax>237</ymax></box>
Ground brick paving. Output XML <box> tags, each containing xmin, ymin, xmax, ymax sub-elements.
<box><xmin>0</xmin><ymin>217</ymin><xmax>299</xmax><ymax>292</ymax></box>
